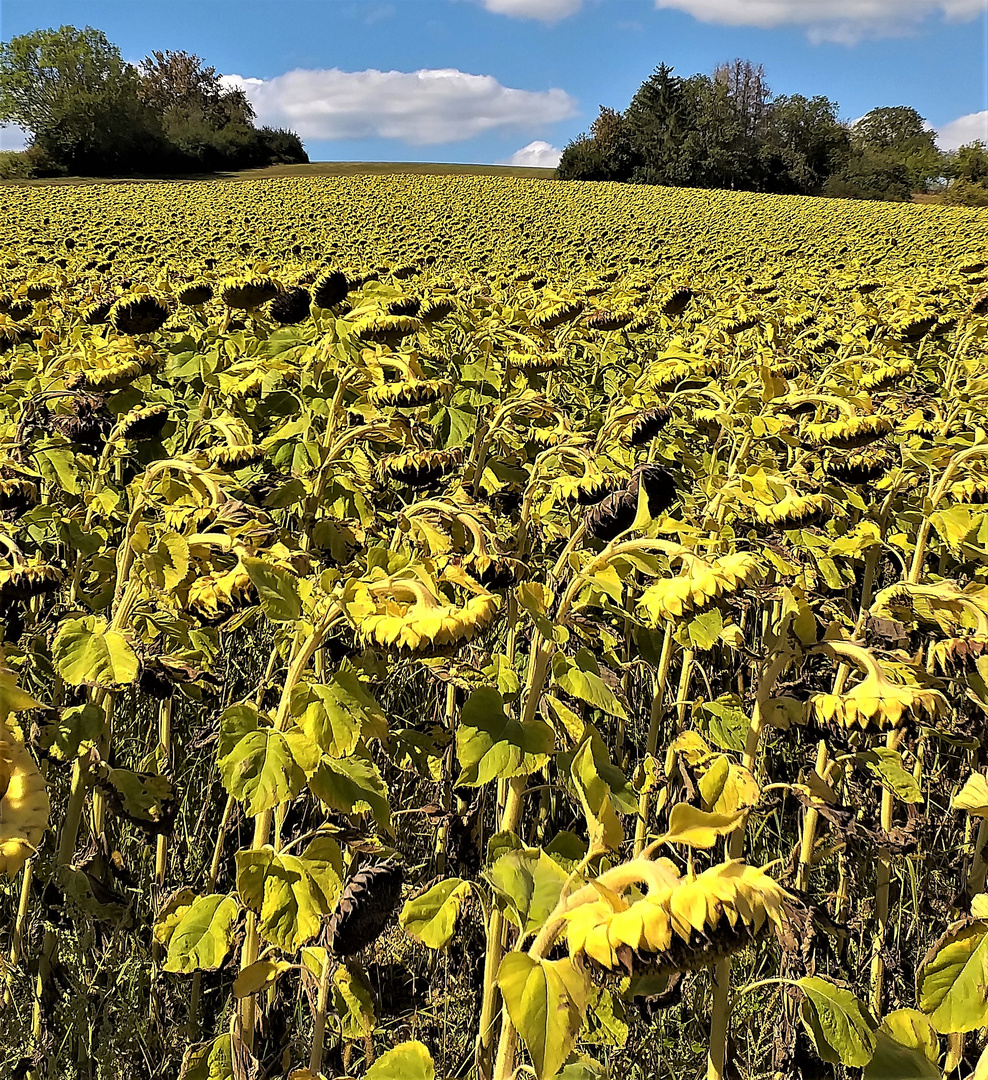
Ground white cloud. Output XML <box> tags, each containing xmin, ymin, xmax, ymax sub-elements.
<box><xmin>652</xmin><ymin>0</ymin><xmax>984</xmax><ymax>42</ymax></box>
<box><xmin>220</xmin><ymin>68</ymin><xmax>577</xmax><ymax>145</ymax></box>
<box><xmin>480</xmin><ymin>0</ymin><xmax>582</xmax><ymax>21</ymax></box>
<box><xmin>508</xmin><ymin>140</ymin><xmax>563</xmax><ymax>167</ymax></box>
<box><xmin>937</xmin><ymin>110</ymin><xmax>988</xmax><ymax>151</ymax></box>
<box><xmin>0</xmin><ymin>124</ymin><xmax>29</xmax><ymax>152</ymax></box>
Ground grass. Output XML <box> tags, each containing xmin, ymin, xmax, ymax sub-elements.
<box><xmin>2</xmin><ymin>160</ymin><xmax>558</xmax><ymax>187</ymax></box>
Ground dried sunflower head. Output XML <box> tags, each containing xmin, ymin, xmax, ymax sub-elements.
<box><xmin>268</xmin><ymin>286</ymin><xmax>310</xmax><ymax>325</ymax></box>
<box><xmin>176</xmin><ymin>281</ymin><xmax>214</xmax><ymax>307</ymax></box>
<box><xmin>205</xmin><ymin>443</ymin><xmax>265</xmax><ymax>471</ymax></box>
<box><xmin>110</xmin><ymin>294</ymin><xmax>170</xmax><ymax>336</ymax></box>
<box><xmin>219</xmin><ymin>276</ymin><xmax>280</xmax><ymax>310</ymax></box>
<box><xmin>344</xmin><ymin>572</ymin><xmax>498</xmax><ymax>654</ymax></box>
<box><xmin>565</xmin><ymin>857</ymin><xmax>786</xmax><ymax>977</ymax></box>
<box><xmin>659</xmin><ymin>287</ymin><xmax>693</xmax><ymax>317</ymax></box>
<box><xmin>325</xmin><ymin>861</ymin><xmax>404</xmax><ymax>955</ymax></box>
<box><xmin>804</xmin><ymin>414</ymin><xmax>892</xmax><ymax>450</ymax></box>
<box><xmin>368</xmin><ymin>379</ymin><xmax>449</xmax><ymax>409</ymax></box>
<box><xmin>380</xmin><ymin>449</ymin><xmax>461</xmax><ymax>488</ymax></box>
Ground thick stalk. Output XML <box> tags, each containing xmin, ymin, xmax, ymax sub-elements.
<box><xmin>634</xmin><ymin>627</ymin><xmax>675</xmax><ymax>855</ymax></box>
<box><xmin>308</xmin><ymin>950</ymin><xmax>334</xmax><ymax>1075</ymax></box>
<box><xmin>4</xmin><ymin>859</ymin><xmax>33</xmax><ymax>1008</ymax></box>
<box><xmin>870</xmin><ymin>727</ymin><xmax>901</xmax><ymax>1015</ymax></box>
<box><xmin>796</xmin><ymin>741</ymin><xmax>830</xmax><ymax>892</ymax></box>
<box><xmin>707</xmin><ymin>650</ymin><xmax>787</xmax><ymax>1080</ymax></box>
<box><xmin>150</xmin><ymin>695</ymin><xmax>174</xmax><ymax>1027</ymax></box>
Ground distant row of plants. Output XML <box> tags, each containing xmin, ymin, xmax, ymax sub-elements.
<box><xmin>0</xmin><ymin>25</ymin><xmax>307</xmax><ymax>179</ymax></box>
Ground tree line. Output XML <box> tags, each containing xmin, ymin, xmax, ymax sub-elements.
<box><xmin>0</xmin><ymin>25</ymin><xmax>307</xmax><ymax>179</ymax></box>
<box><xmin>557</xmin><ymin>60</ymin><xmax>988</xmax><ymax>205</ymax></box>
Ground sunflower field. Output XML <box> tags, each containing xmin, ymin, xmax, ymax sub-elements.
<box><xmin>2</xmin><ymin>173</ymin><xmax>988</xmax><ymax>1080</ymax></box>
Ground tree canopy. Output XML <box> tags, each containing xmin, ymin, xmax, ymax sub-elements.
<box><xmin>0</xmin><ymin>25</ymin><xmax>307</xmax><ymax>177</ymax></box>
<box><xmin>557</xmin><ymin>60</ymin><xmax>980</xmax><ymax>203</ymax></box>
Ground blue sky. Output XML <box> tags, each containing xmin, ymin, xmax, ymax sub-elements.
<box><xmin>2</xmin><ymin>0</ymin><xmax>986</xmax><ymax>163</ymax></box>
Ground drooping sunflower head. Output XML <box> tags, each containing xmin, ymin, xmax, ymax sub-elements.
<box><xmin>565</xmin><ymin>857</ymin><xmax>786</xmax><ymax>977</ymax></box>
<box><xmin>219</xmin><ymin>275</ymin><xmax>280</xmax><ymax>311</ymax></box>
<box><xmin>268</xmin><ymin>286</ymin><xmax>311</xmax><ymax>325</ymax></box>
<box><xmin>824</xmin><ymin>447</ymin><xmax>895</xmax><ymax>485</ymax></box>
<box><xmin>344</xmin><ymin>571</ymin><xmax>499</xmax><ymax>654</ymax></box>
<box><xmin>659</xmin><ymin>286</ymin><xmax>694</xmax><ymax>317</ymax></box>
<box><xmin>0</xmin><ymin>559</ymin><xmax>63</xmax><ymax>604</ymax></box>
<box><xmin>625</xmin><ymin>406</ymin><xmax>674</xmax><ymax>447</ymax></box>
<box><xmin>380</xmin><ymin>448</ymin><xmax>461</xmax><ymax>488</ymax></box>
<box><xmin>118</xmin><ymin>404</ymin><xmax>169</xmax><ymax>442</ymax></box>
<box><xmin>110</xmin><ymin>294</ymin><xmax>170</xmax><ymax>336</ymax></box>
<box><xmin>804</xmin><ymin>414</ymin><xmax>892</xmax><ymax>450</ymax></box>
<box><xmin>368</xmin><ymin>378</ymin><xmax>450</xmax><ymax>410</ymax></box>
<box><xmin>311</xmin><ymin>269</ymin><xmax>350</xmax><ymax>310</ymax></box>
<box><xmin>506</xmin><ymin>350</ymin><xmax>566</xmax><ymax>374</ymax></box>
<box><xmin>176</xmin><ymin>281</ymin><xmax>214</xmax><ymax>307</ymax></box>
<box><xmin>587</xmin><ymin>309</ymin><xmax>635</xmax><ymax>332</ymax></box>
<box><xmin>205</xmin><ymin>443</ymin><xmax>265</xmax><ymax>471</ymax></box>
<box><xmin>752</xmin><ymin>492</ymin><xmax>831</xmax><ymax>530</ymax></box>
<box><xmin>530</xmin><ymin>297</ymin><xmax>584</xmax><ymax>331</ymax></box>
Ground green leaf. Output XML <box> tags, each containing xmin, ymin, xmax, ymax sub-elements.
<box><xmin>143</xmin><ymin>531</ymin><xmax>190</xmax><ymax>591</ymax></box>
<box><xmin>163</xmin><ymin>894</ymin><xmax>240</xmax><ymax>974</ymax></box>
<box><xmin>497</xmin><ymin>953</ymin><xmax>591</xmax><ymax>1080</ymax></box>
<box><xmin>583</xmin><ymin>987</ymin><xmax>629</xmax><ymax>1047</ymax></box>
<box><xmin>797</xmin><ymin>976</ymin><xmax>878</xmax><ymax>1067</ymax></box>
<box><xmin>216</xmin><ymin>708</ymin><xmax>317</xmax><ymax>816</ymax></box>
<box><xmin>96</xmin><ymin>766</ymin><xmax>175</xmax><ymax>832</ymax></box>
<box><xmin>40</xmin><ymin>702</ymin><xmax>104</xmax><ymax>761</ymax></box>
<box><xmin>333</xmin><ymin>965</ymin><xmax>377</xmax><ymax>1039</ymax></box>
<box><xmin>859</xmin><ymin>748</ymin><xmax>924</xmax><ymax>804</ymax></box>
<box><xmin>456</xmin><ymin>686</ymin><xmax>553</xmax><ymax>786</ymax></box>
<box><xmin>570</xmin><ymin>728</ymin><xmax>637</xmax><ymax>851</ymax></box>
<box><xmin>687</xmin><ymin>607</ymin><xmax>723</xmax><ymax>651</ymax></box>
<box><xmin>863</xmin><ymin>1009</ymin><xmax>940</xmax><ymax>1080</ymax></box>
<box><xmin>695</xmin><ymin>696</ymin><xmax>748</xmax><ymax>753</ymax></box>
<box><xmin>242</xmin><ymin>556</ymin><xmax>301</xmax><ymax>622</ymax></box>
<box><xmin>235</xmin><ymin>838</ymin><xmax>342</xmax><ymax>951</ymax></box>
<box><xmin>918</xmin><ymin>919</ymin><xmax>988</xmax><ymax>1033</ymax></box>
<box><xmin>400</xmin><ymin>878</ymin><xmax>472</xmax><ymax>949</ymax></box>
<box><xmin>931</xmin><ymin>507</ymin><xmax>983</xmax><ymax>555</ymax></box>
<box><xmin>552</xmin><ymin>653</ymin><xmax>627</xmax><ymax>720</ymax></box>
<box><xmin>308</xmin><ymin>753</ymin><xmax>392</xmax><ymax>828</ymax></box>
<box><xmin>179</xmin><ymin>1034</ymin><xmax>233</xmax><ymax>1080</ymax></box>
<box><xmin>233</xmin><ymin>960</ymin><xmax>293</xmax><ymax>998</ymax></box>
<box><xmin>487</xmin><ymin>847</ymin><xmax>569</xmax><ymax>937</ymax></box>
<box><xmin>364</xmin><ymin>1041</ymin><xmax>435</xmax><ymax>1080</ymax></box>
<box><xmin>661</xmin><ymin>804</ymin><xmax>746</xmax><ymax>848</ymax></box>
<box><xmin>291</xmin><ymin>672</ymin><xmax>387</xmax><ymax>757</ymax></box>
<box><xmin>52</xmin><ymin>616</ymin><xmax>139</xmax><ymax>688</ymax></box>
<box><xmin>517</xmin><ymin>582</ymin><xmax>568</xmax><ymax>644</ymax></box>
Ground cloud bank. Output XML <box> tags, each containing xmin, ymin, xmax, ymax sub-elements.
<box><xmin>937</xmin><ymin>110</ymin><xmax>988</xmax><ymax>151</ymax></box>
<box><xmin>220</xmin><ymin>68</ymin><xmax>577</xmax><ymax>145</ymax></box>
<box><xmin>651</xmin><ymin>0</ymin><xmax>984</xmax><ymax>42</ymax></box>
<box><xmin>508</xmin><ymin>140</ymin><xmax>563</xmax><ymax>166</ymax></box>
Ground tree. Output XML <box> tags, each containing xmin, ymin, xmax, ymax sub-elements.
<box><xmin>852</xmin><ymin>106</ymin><xmax>944</xmax><ymax>192</ymax></box>
<box><xmin>763</xmin><ymin>94</ymin><xmax>849</xmax><ymax>194</ymax></box>
<box><xmin>0</xmin><ymin>25</ymin><xmax>161</xmax><ymax>172</ymax></box>
<box><xmin>138</xmin><ymin>50</ymin><xmax>255</xmax><ymax>129</ymax></box>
